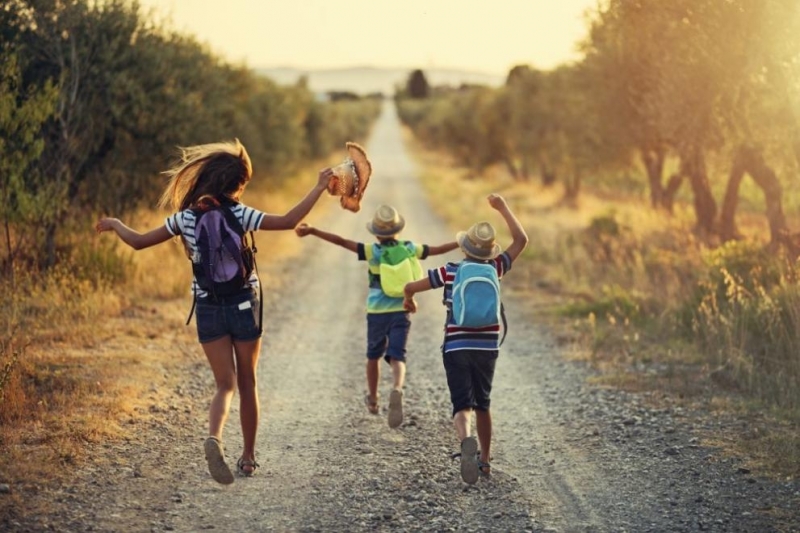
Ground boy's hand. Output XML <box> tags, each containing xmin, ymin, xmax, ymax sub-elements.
<box><xmin>403</xmin><ymin>296</ymin><xmax>418</xmax><ymax>313</ymax></box>
<box><xmin>295</xmin><ymin>223</ymin><xmax>314</xmax><ymax>237</ymax></box>
<box><xmin>488</xmin><ymin>193</ymin><xmax>508</xmax><ymax>211</ymax></box>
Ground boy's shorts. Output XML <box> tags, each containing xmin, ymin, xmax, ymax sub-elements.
<box><xmin>442</xmin><ymin>349</ymin><xmax>499</xmax><ymax>416</ymax></box>
<box><xmin>366</xmin><ymin>311</ymin><xmax>411</xmax><ymax>363</ymax></box>
<box><xmin>196</xmin><ymin>289</ymin><xmax>262</xmax><ymax>344</ymax></box>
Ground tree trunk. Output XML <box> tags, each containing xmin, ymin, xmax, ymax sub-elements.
<box><xmin>562</xmin><ymin>168</ymin><xmax>581</xmax><ymax>205</ymax></box>
<box><xmin>662</xmin><ymin>172</ymin><xmax>683</xmax><ymax>213</ymax></box>
<box><xmin>721</xmin><ymin>144</ymin><xmax>788</xmax><ymax>246</ymax></box>
<box><xmin>720</xmin><ymin>149</ymin><xmax>746</xmax><ymax>242</ymax></box>
<box><xmin>44</xmin><ymin>222</ymin><xmax>57</xmax><ymax>269</ymax></box>
<box><xmin>682</xmin><ymin>148</ymin><xmax>717</xmax><ymax>237</ymax></box>
<box><xmin>540</xmin><ymin>162</ymin><xmax>557</xmax><ymax>187</ymax></box>
<box><xmin>641</xmin><ymin>146</ymin><xmax>666</xmax><ymax>209</ymax></box>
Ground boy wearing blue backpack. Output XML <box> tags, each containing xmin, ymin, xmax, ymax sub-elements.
<box><xmin>403</xmin><ymin>193</ymin><xmax>528</xmax><ymax>484</ymax></box>
<box><xmin>295</xmin><ymin>204</ymin><xmax>458</xmax><ymax>428</ymax></box>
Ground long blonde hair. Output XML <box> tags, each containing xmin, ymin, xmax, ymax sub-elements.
<box><xmin>158</xmin><ymin>139</ymin><xmax>253</xmax><ymax>212</ymax></box>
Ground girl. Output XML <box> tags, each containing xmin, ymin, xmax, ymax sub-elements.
<box><xmin>96</xmin><ymin>140</ymin><xmax>333</xmax><ymax>484</ymax></box>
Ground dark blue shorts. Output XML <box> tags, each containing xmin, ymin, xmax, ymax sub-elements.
<box><xmin>366</xmin><ymin>311</ymin><xmax>411</xmax><ymax>363</ymax></box>
<box><xmin>195</xmin><ymin>289</ymin><xmax>261</xmax><ymax>344</ymax></box>
<box><xmin>442</xmin><ymin>349</ymin><xmax>498</xmax><ymax>416</ymax></box>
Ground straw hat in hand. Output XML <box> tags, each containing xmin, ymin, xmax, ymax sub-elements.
<box><xmin>327</xmin><ymin>142</ymin><xmax>372</xmax><ymax>213</ymax></box>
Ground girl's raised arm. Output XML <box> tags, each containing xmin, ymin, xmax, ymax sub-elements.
<box><xmin>259</xmin><ymin>168</ymin><xmax>334</xmax><ymax>231</ymax></box>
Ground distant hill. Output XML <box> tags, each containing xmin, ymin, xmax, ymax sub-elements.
<box><xmin>256</xmin><ymin>66</ymin><xmax>505</xmax><ymax>96</ymax></box>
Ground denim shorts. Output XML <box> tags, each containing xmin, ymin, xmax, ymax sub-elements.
<box><xmin>366</xmin><ymin>311</ymin><xmax>411</xmax><ymax>362</ymax></box>
<box><xmin>442</xmin><ymin>349</ymin><xmax>499</xmax><ymax>416</ymax></box>
<box><xmin>195</xmin><ymin>289</ymin><xmax>261</xmax><ymax>344</ymax></box>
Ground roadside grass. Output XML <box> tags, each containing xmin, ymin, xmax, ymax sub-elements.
<box><xmin>0</xmin><ymin>162</ymin><xmax>337</xmax><ymax>517</ymax></box>
<box><xmin>404</xmin><ymin>129</ymin><xmax>800</xmax><ymax>480</ymax></box>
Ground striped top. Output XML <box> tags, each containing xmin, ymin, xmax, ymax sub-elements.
<box><xmin>357</xmin><ymin>240</ymin><xmax>429</xmax><ymax>313</ymax></box>
<box><xmin>164</xmin><ymin>204</ymin><xmax>265</xmax><ymax>298</ymax></box>
<box><xmin>428</xmin><ymin>252</ymin><xmax>513</xmax><ymax>353</ymax></box>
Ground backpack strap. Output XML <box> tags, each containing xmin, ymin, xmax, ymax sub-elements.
<box><xmin>185</xmin><ymin>287</ymin><xmax>197</xmax><ymax>326</ymax></box>
<box><xmin>499</xmin><ymin>301</ymin><xmax>508</xmax><ymax>347</ymax></box>
<box><xmin>252</xmin><ymin>241</ymin><xmax>263</xmax><ymax>335</ymax></box>
<box><xmin>219</xmin><ymin>204</ymin><xmax>246</xmax><ymax>234</ymax></box>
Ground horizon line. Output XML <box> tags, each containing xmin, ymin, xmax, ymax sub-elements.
<box><xmin>253</xmin><ymin>64</ymin><xmax>508</xmax><ymax>77</ymax></box>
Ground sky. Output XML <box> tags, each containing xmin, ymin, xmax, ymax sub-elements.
<box><xmin>135</xmin><ymin>0</ymin><xmax>598</xmax><ymax>75</ymax></box>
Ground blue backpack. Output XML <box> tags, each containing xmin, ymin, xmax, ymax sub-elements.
<box><xmin>451</xmin><ymin>261</ymin><xmax>507</xmax><ymax>344</ymax></box>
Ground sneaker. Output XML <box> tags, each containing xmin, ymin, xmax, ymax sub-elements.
<box><xmin>387</xmin><ymin>389</ymin><xmax>404</xmax><ymax>428</ymax></box>
<box><xmin>460</xmin><ymin>436</ymin><xmax>479</xmax><ymax>484</ymax></box>
<box><xmin>204</xmin><ymin>437</ymin><xmax>234</xmax><ymax>485</ymax></box>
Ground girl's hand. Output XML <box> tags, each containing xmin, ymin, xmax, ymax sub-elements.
<box><xmin>295</xmin><ymin>223</ymin><xmax>313</xmax><ymax>237</ymax></box>
<box><xmin>317</xmin><ymin>167</ymin><xmax>334</xmax><ymax>190</ymax></box>
<box><xmin>95</xmin><ymin>217</ymin><xmax>119</xmax><ymax>234</ymax></box>
<box><xmin>403</xmin><ymin>297</ymin><xmax>418</xmax><ymax>313</ymax></box>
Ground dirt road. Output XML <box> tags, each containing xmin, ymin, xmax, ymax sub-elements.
<box><xmin>8</xmin><ymin>101</ymin><xmax>799</xmax><ymax>532</ymax></box>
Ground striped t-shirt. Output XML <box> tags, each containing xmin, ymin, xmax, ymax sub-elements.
<box><xmin>357</xmin><ymin>240</ymin><xmax>430</xmax><ymax>313</ymax></box>
<box><xmin>164</xmin><ymin>204</ymin><xmax>265</xmax><ymax>298</ymax></box>
<box><xmin>428</xmin><ymin>252</ymin><xmax>513</xmax><ymax>353</ymax></box>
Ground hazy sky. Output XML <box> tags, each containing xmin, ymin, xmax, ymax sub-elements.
<box><xmin>136</xmin><ymin>0</ymin><xmax>597</xmax><ymax>75</ymax></box>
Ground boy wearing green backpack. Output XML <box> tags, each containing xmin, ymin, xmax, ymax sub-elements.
<box><xmin>295</xmin><ymin>204</ymin><xmax>458</xmax><ymax>428</ymax></box>
<box><xmin>402</xmin><ymin>194</ymin><xmax>528</xmax><ymax>484</ymax></box>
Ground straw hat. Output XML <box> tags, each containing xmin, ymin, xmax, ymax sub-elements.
<box><xmin>327</xmin><ymin>142</ymin><xmax>372</xmax><ymax>213</ymax></box>
<box><xmin>456</xmin><ymin>221</ymin><xmax>502</xmax><ymax>260</ymax></box>
<box><xmin>366</xmin><ymin>205</ymin><xmax>405</xmax><ymax>237</ymax></box>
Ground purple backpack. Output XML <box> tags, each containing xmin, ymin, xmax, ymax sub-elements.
<box><xmin>191</xmin><ymin>205</ymin><xmax>256</xmax><ymax>299</ymax></box>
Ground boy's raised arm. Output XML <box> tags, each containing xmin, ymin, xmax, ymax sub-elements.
<box><xmin>295</xmin><ymin>223</ymin><xmax>359</xmax><ymax>253</ymax></box>
<box><xmin>488</xmin><ymin>194</ymin><xmax>528</xmax><ymax>261</ymax></box>
<box><xmin>427</xmin><ymin>241</ymin><xmax>459</xmax><ymax>256</ymax></box>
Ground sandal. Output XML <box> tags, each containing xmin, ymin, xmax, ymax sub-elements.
<box><xmin>364</xmin><ymin>393</ymin><xmax>380</xmax><ymax>415</ymax></box>
<box><xmin>478</xmin><ymin>459</ymin><xmax>492</xmax><ymax>477</ymax></box>
<box><xmin>204</xmin><ymin>437</ymin><xmax>234</xmax><ymax>485</ymax></box>
<box><xmin>236</xmin><ymin>457</ymin><xmax>260</xmax><ymax>477</ymax></box>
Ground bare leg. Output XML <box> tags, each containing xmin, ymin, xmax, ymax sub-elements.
<box><xmin>453</xmin><ymin>408</ymin><xmax>473</xmax><ymax>442</ymax></box>
<box><xmin>389</xmin><ymin>358</ymin><xmax>406</xmax><ymax>391</ymax></box>
<box><xmin>366</xmin><ymin>358</ymin><xmax>380</xmax><ymax>401</ymax></box>
<box><xmin>233</xmin><ymin>337</ymin><xmax>262</xmax><ymax>472</ymax></box>
<box><xmin>387</xmin><ymin>358</ymin><xmax>406</xmax><ymax>428</ymax></box>
<box><xmin>475</xmin><ymin>409</ymin><xmax>493</xmax><ymax>465</ymax></box>
<box><xmin>201</xmin><ymin>336</ymin><xmax>236</xmax><ymax>484</ymax></box>
<box><xmin>202</xmin><ymin>336</ymin><xmax>236</xmax><ymax>439</ymax></box>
